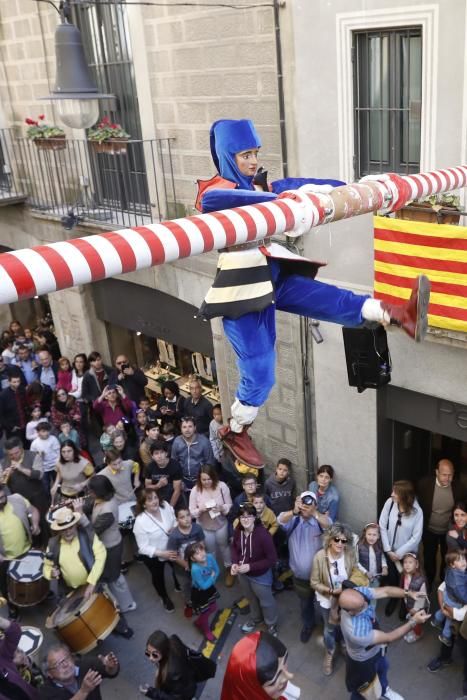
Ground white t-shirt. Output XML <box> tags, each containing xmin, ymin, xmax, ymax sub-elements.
<box><xmin>30</xmin><ymin>434</ymin><xmax>61</xmax><ymax>472</ymax></box>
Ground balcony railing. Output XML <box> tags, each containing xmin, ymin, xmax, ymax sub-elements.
<box><xmin>0</xmin><ymin>129</ymin><xmax>27</xmax><ymax>205</ymax></box>
<box><xmin>5</xmin><ymin>130</ymin><xmax>179</xmax><ymax>228</ymax></box>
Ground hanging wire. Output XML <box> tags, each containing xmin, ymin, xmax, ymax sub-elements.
<box><xmin>34</xmin><ymin>0</ymin><xmax>275</xmax><ymax>9</ymax></box>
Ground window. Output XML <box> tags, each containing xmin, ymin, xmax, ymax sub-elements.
<box><xmin>353</xmin><ymin>27</ymin><xmax>422</xmax><ymax>178</ymax></box>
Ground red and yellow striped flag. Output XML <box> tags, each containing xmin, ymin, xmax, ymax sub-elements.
<box><xmin>374</xmin><ymin>214</ymin><xmax>467</xmax><ymax>333</ymax></box>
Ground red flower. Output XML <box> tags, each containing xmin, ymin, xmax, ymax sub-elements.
<box><xmin>25</xmin><ymin>118</ymin><xmax>37</xmax><ymax>125</ymax></box>
<box><xmin>110</xmin><ymin>124</ymin><xmax>118</xmax><ymax>129</ymax></box>
<box><xmin>38</xmin><ymin>114</ymin><xmax>45</xmax><ymax>121</ymax></box>
<box><xmin>101</xmin><ymin>116</ymin><xmax>110</xmax><ymax>125</ymax></box>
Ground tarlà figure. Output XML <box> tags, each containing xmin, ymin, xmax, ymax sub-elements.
<box><xmin>196</xmin><ymin>119</ymin><xmax>430</xmax><ymax>467</ymax></box>
<box><xmin>220</xmin><ymin>630</ymin><xmax>300</xmax><ymax>700</ymax></box>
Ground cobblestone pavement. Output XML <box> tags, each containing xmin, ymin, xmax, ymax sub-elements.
<box><xmin>20</xmin><ymin>563</ymin><xmax>464</xmax><ymax>699</ymax></box>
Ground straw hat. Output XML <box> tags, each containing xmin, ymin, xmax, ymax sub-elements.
<box><xmin>50</xmin><ymin>507</ymin><xmax>81</xmax><ymax>531</ymax></box>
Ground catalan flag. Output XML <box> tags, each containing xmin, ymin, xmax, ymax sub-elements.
<box><xmin>374</xmin><ymin>214</ymin><xmax>467</xmax><ymax>333</ymax></box>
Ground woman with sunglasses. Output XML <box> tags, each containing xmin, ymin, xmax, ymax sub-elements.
<box><xmin>220</xmin><ymin>630</ymin><xmax>299</xmax><ymax>699</ymax></box>
<box><xmin>378</xmin><ymin>480</ymin><xmax>423</xmax><ymax>617</ymax></box>
<box><xmin>310</xmin><ymin>522</ymin><xmax>356</xmax><ymax>676</ymax></box>
<box><xmin>140</xmin><ymin>629</ymin><xmax>197</xmax><ymax>700</ymax></box>
<box><xmin>231</xmin><ymin>502</ymin><xmax>279</xmax><ymax>637</ymax></box>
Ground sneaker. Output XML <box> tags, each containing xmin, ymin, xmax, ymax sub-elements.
<box><xmin>267</xmin><ymin>625</ymin><xmax>278</xmax><ymax>637</ymax></box>
<box><xmin>381</xmin><ymin>689</ymin><xmax>404</xmax><ymax>700</ymax></box>
<box><xmin>273</xmin><ymin>579</ymin><xmax>285</xmax><ymax>592</ymax></box>
<box><xmin>173</xmin><ymin>579</ymin><xmax>182</xmax><ymax>593</ymax></box>
<box><xmin>430</xmin><ymin>618</ymin><xmax>443</xmax><ymax>631</ymax></box>
<box><xmin>241</xmin><ymin>620</ymin><xmax>258</xmax><ymax>633</ymax></box>
<box><xmin>184</xmin><ymin>605</ymin><xmax>193</xmax><ymax>618</ymax></box>
<box><xmin>162</xmin><ymin>597</ymin><xmax>175</xmax><ymax>613</ymax></box>
<box><xmin>438</xmin><ymin>633</ymin><xmax>453</xmax><ymax>647</ymax></box>
<box><xmin>121</xmin><ymin>601</ymin><xmax>137</xmax><ymax>613</ymax></box>
<box><xmin>300</xmin><ymin>626</ymin><xmax>313</xmax><ymax>644</ymax></box>
<box><xmin>403</xmin><ymin>630</ymin><xmax>419</xmax><ymax>644</ymax></box>
<box><xmin>427</xmin><ymin>656</ymin><xmax>453</xmax><ymax>672</ymax></box>
<box><xmin>120</xmin><ymin>563</ymin><xmax>129</xmax><ymax>575</ymax></box>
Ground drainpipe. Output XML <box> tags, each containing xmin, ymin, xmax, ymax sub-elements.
<box><xmin>274</xmin><ymin>0</ymin><xmax>316</xmax><ymax>481</ymax></box>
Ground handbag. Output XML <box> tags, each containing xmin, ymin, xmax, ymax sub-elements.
<box><xmin>186</xmin><ymin>648</ymin><xmax>217</xmax><ymax>682</ymax></box>
<box><xmin>349</xmin><ymin>567</ymin><xmax>370</xmax><ymax>588</ymax></box>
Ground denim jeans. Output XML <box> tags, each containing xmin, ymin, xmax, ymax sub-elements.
<box><xmin>349</xmin><ymin>654</ymin><xmax>389</xmax><ymax>699</ymax></box>
<box><xmin>293</xmin><ymin>576</ymin><xmax>315</xmax><ymax>630</ymax></box>
<box><xmin>320</xmin><ymin>606</ymin><xmax>338</xmax><ymax>653</ymax></box>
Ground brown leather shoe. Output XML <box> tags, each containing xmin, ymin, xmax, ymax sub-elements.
<box><xmin>381</xmin><ymin>274</ymin><xmax>430</xmax><ymax>342</ymax></box>
<box><xmin>220</xmin><ymin>425</ymin><xmax>265</xmax><ymax>469</ymax></box>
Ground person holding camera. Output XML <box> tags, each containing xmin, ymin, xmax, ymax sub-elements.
<box><xmin>278</xmin><ymin>490</ymin><xmax>331</xmax><ymax>644</ymax></box>
<box><xmin>93</xmin><ymin>385</ymin><xmax>133</xmax><ymax>428</ymax></box>
<box><xmin>110</xmin><ymin>355</ymin><xmax>148</xmax><ymax>406</ymax></box>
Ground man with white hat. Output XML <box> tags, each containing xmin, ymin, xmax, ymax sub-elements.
<box><xmin>278</xmin><ymin>491</ymin><xmax>331</xmax><ymax>644</ymax></box>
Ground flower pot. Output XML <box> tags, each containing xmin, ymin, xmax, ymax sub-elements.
<box><xmin>395</xmin><ymin>203</ymin><xmax>461</xmax><ymax>225</ymax></box>
<box><xmin>90</xmin><ymin>139</ymin><xmax>128</xmax><ymax>155</ymax></box>
<box><xmin>33</xmin><ymin>136</ymin><xmax>66</xmax><ymax>151</ymax></box>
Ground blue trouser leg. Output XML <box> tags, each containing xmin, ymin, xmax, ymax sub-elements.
<box><xmin>272</xmin><ymin>260</ymin><xmax>369</xmax><ymax>326</ymax></box>
<box><xmin>222</xmin><ymin>260</ymin><xmax>370</xmax><ymax>409</ymax></box>
<box><xmin>223</xmin><ymin>306</ymin><xmax>276</xmax><ymax>407</ymax></box>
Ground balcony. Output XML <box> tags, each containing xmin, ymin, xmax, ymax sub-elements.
<box><xmin>0</xmin><ymin>129</ymin><xmax>27</xmax><ymax>206</ymax></box>
<box><xmin>4</xmin><ymin>130</ymin><xmax>179</xmax><ymax>228</ymax></box>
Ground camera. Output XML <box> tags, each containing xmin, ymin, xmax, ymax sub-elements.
<box><xmin>301</xmin><ymin>494</ymin><xmax>316</xmax><ymax>506</ymax></box>
<box><xmin>120</xmin><ymin>363</ymin><xmax>130</xmax><ymax>371</ymax></box>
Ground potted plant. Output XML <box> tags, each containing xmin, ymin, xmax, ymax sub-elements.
<box><xmin>395</xmin><ymin>193</ymin><xmax>462</xmax><ymax>225</ymax></box>
<box><xmin>25</xmin><ymin>115</ymin><xmax>66</xmax><ymax>151</ymax></box>
<box><xmin>87</xmin><ymin>116</ymin><xmax>130</xmax><ymax>155</ymax></box>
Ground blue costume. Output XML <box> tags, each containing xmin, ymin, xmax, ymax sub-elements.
<box><xmin>198</xmin><ymin>119</ymin><xmax>371</xmax><ymax>425</ymax></box>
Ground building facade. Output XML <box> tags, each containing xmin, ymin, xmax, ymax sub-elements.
<box><xmin>0</xmin><ymin>0</ymin><xmax>466</xmax><ymax>527</ymax></box>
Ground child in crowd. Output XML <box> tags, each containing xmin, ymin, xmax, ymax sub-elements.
<box><xmin>229</xmin><ymin>474</ymin><xmax>261</xmax><ymax>534</ymax></box>
<box><xmin>250</xmin><ymin>492</ymin><xmax>278</xmax><ymax>537</ymax></box>
<box><xmin>56</xmin><ymin>357</ymin><xmax>73</xmax><ymax>392</ymax></box>
<box><xmin>30</xmin><ymin>421</ymin><xmax>61</xmax><ymax>492</ymax></box>
<box><xmin>309</xmin><ymin>464</ymin><xmax>340</xmax><ymax>521</ymax></box>
<box><xmin>161</xmin><ymin>421</ymin><xmax>177</xmax><ymax>455</ymax></box>
<box><xmin>433</xmin><ymin>550</ymin><xmax>467</xmax><ymax>646</ymax></box>
<box><xmin>357</xmin><ymin>523</ymin><xmax>388</xmax><ymax>602</ymax></box>
<box><xmin>25</xmin><ymin>404</ymin><xmax>43</xmax><ymax>443</ymax></box>
<box><xmin>264</xmin><ymin>458</ymin><xmax>296</xmax><ymax>516</ymax></box>
<box><xmin>167</xmin><ymin>507</ymin><xmax>206</xmax><ymax>618</ymax></box>
<box><xmin>139</xmin><ymin>422</ymin><xmax>161</xmax><ymax>468</ymax></box>
<box><xmin>400</xmin><ymin>552</ymin><xmax>428</xmax><ymax>643</ymax></box>
<box><xmin>138</xmin><ymin>397</ymin><xmax>157</xmax><ymax>423</ymax></box>
<box><xmin>100</xmin><ymin>424</ymin><xmax>117</xmax><ymax>452</ymax></box>
<box><xmin>185</xmin><ymin>541</ymin><xmax>219</xmax><ymax>642</ymax></box>
<box><xmin>58</xmin><ymin>419</ymin><xmax>80</xmax><ymax>449</ymax></box>
<box><xmin>135</xmin><ymin>409</ymin><xmax>149</xmax><ymax>443</ymax></box>
<box><xmin>209</xmin><ymin>403</ymin><xmax>224</xmax><ymax>464</ymax></box>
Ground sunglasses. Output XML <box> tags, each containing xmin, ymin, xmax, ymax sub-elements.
<box><xmin>145</xmin><ymin>650</ymin><xmax>160</xmax><ymax>659</ymax></box>
<box><xmin>333</xmin><ymin>537</ymin><xmax>348</xmax><ymax>544</ymax></box>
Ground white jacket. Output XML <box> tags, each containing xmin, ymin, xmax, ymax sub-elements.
<box><xmin>133</xmin><ymin>505</ymin><xmax>176</xmax><ymax>560</ymax></box>
<box><xmin>379</xmin><ymin>497</ymin><xmax>424</xmax><ymax>558</ymax></box>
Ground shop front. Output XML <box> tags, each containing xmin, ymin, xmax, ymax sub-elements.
<box><xmin>377</xmin><ymin>385</ymin><xmax>467</xmax><ymax>510</ymax></box>
<box><xmin>92</xmin><ymin>278</ymin><xmax>219</xmax><ymax>405</ymax></box>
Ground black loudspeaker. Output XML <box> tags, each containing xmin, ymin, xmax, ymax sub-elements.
<box><xmin>342</xmin><ymin>326</ymin><xmax>391</xmax><ymax>393</ymax></box>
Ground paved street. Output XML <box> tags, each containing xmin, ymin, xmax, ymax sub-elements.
<box><xmin>16</xmin><ymin>561</ymin><xmax>465</xmax><ymax>699</ymax></box>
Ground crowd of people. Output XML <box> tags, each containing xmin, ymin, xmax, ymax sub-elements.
<box><xmin>0</xmin><ymin>319</ymin><xmax>466</xmax><ymax>699</ymax></box>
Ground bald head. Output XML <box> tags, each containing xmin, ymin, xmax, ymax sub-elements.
<box><xmin>339</xmin><ymin>588</ymin><xmax>367</xmax><ymax>614</ymax></box>
<box><xmin>436</xmin><ymin>459</ymin><xmax>454</xmax><ymax>487</ymax></box>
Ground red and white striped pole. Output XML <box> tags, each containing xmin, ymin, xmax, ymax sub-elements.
<box><xmin>0</xmin><ymin>166</ymin><xmax>466</xmax><ymax>305</ymax></box>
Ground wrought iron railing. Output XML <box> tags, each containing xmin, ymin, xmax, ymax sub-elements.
<box><xmin>5</xmin><ymin>130</ymin><xmax>178</xmax><ymax>227</ymax></box>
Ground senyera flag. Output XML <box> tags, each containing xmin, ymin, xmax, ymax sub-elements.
<box><xmin>374</xmin><ymin>214</ymin><xmax>467</xmax><ymax>333</ymax></box>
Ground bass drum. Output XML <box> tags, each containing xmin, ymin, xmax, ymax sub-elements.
<box><xmin>48</xmin><ymin>587</ymin><xmax>120</xmax><ymax>654</ymax></box>
<box><xmin>7</xmin><ymin>550</ymin><xmax>49</xmax><ymax>607</ymax></box>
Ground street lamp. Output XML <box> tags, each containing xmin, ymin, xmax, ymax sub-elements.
<box><xmin>41</xmin><ymin>1</ymin><xmax>113</xmax><ymax>129</ymax></box>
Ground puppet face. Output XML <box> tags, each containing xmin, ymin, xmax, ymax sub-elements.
<box><xmin>235</xmin><ymin>149</ymin><xmax>260</xmax><ymax>178</ymax></box>
<box><xmin>261</xmin><ymin>654</ymin><xmax>293</xmax><ymax>698</ymax></box>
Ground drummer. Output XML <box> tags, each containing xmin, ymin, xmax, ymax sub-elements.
<box><xmin>0</xmin><ymin>615</ymin><xmax>39</xmax><ymax>699</ymax></box>
<box><xmin>0</xmin><ymin>484</ymin><xmax>40</xmax><ymax>619</ymax></box>
<box><xmin>43</xmin><ymin>507</ymin><xmax>106</xmax><ymax>601</ymax></box>
<box><xmin>40</xmin><ymin>644</ymin><xmax>119</xmax><ymax>700</ymax></box>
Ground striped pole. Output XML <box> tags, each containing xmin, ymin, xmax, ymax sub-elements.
<box><xmin>0</xmin><ymin>166</ymin><xmax>466</xmax><ymax>305</ymax></box>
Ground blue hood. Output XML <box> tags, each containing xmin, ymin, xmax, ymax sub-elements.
<box><xmin>210</xmin><ymin>119</ymin><xmax>261</xmax><ymax>191</ymax></box>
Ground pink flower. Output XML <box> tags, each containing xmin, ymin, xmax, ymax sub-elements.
<box><xmin>100</xmin><ymin>116</ymin><xmax>110</xmax><ymax>125</ymax></box>
<box><xmin>110</xmin><ymin>123</ymin><xmax>118</xmax><ymax>129</ymax></box>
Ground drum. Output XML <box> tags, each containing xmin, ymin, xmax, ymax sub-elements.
<box><xmin>48</xmin><ymin>587</ymin><xmax>120</xmax><ymax>654</ymax></box>
<box><xmin>18</xmin><ymin>626</ymin><xmax>43</xmax><ymax>662</ymax></box>
<box><xmin>118</xmin><ymin>500</ymin><xmax>136</xmax><ymax>530</ymax></box>
<box><xmin>7</xmin><ymin>550</ymin><xmax>49</xmax><ymax>607</ymax></box>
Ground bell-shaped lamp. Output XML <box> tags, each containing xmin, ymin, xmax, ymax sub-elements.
<box><xmin>41</xmin><ymin>21</ymin><xmax>114</xmax><ymax>129</ymax></box>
